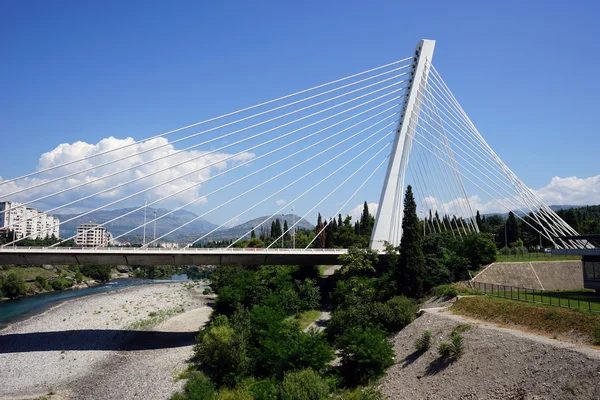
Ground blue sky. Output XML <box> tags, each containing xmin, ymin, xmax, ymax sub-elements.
<box><xmin>1</xmin><ymin>0</ymin><xmax>599</xmax><ymax>228</ymax></box>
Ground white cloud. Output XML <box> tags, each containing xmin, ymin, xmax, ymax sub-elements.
<box><xmin>0</xmin><ymin>136</ymin><xmax>254</xmax><ymax>213</ymax></box>
<box><xmin>534</xmin><ymin>175</ymin><xmax>600</xmax><ymax>206</ymax></box>
<box><xmin>347</xmin><ymin>202</ymin><xmax>378</xmax><ymax>222</ymax></box>
<box><xmin>275</xmin><ymin>199</ymin><xmax>286</xmax><ymax>206</ymax></box>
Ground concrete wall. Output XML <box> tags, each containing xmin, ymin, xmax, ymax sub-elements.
<box><xmin>472</xmin><ymin>261</ymin><xmax>583</xmax><ymax>291</ymax></box>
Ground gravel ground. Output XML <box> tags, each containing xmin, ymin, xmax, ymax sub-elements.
<box><xmin>0</xmin><ymin>283</ymin><xmax>212</xmax><ymax>400</ymax></box>
<box><xmin>380</xmin><ymin>309</ymin><xmax>600</xmax><ymax>400</ymax></box>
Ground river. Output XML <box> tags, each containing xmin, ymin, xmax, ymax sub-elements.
<box><xmin>0</xmin><ymin>274</ymin><xmax>194</xmax><ymax>330</ymax></box>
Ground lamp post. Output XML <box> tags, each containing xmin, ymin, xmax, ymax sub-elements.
<box><xmin>153</xmin><ymin>210</ymin><xmax>157</xmax><ymax>247</ymax></box>
<box><xmin>143</xmin><ymin>200</ymin><xmax>147</xmax><ymax>247</ymax></box>
<box><xmin>292</xmin><ymin>204</ymin><xmax>295</xmax><ymax>249</ymax></box>
<box><xmin>504</xmin><ymin>220</ymin><xmax>508</xmax><ymax>249</ymax></box>
<box><xmin>281</xmin><ymin>214</ymin><xmax>285</xmax><ymax>248</ymax></box>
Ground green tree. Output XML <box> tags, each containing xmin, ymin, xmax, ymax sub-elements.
<box><xmin>2</xmin><ymin>272</ymin><xmax>27</xmax><ymax>298</ymax></box>
<box><xmin>337</xmin><ymin>326</ymin><xmax>395</xmax><ymax>385</ymax></box>
<box><xmin>337</xmin><ymin>247</ymin><xmax>379</xmax><ymax>278</ymax></box>
<box><xmin>396</xmin><ymin>185</ymin><xmax>426</xmax><ymax>298</ymax></box>
<box><xmin>280</xmin><ymin>368</ymin><xmax>330</xmax><ymax>400</ymax></box>
<box><xmin>251</xmin><ymin>227</ymin><xmax>256</xmax><ymax>239</ymax></box>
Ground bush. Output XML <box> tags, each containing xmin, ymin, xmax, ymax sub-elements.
<box><xmin>194</xmin><ymin>320</ymin><xmax>249</xmax><ymax>386</ymax></box>
<box><xmin>437</xmin><ymin>332</ymin><xmax>464</xmax><ymax>360</ymax></box>
<box><xmin>243</xmin><ymin>378</ymin><xmax>279</xmax><ymax>400</ymax></box>
<box><xmin>35</xmin><ymin>276</ymin><xmax>52</xmax><ymax>291</ymax></box>
<box><xmin>298</xmin><ymin>279</ymin><xmax>321</xmax><ymax>311</ymax></box>
<box><xmin>2</xmin><ymin>272</ymin><xmax>27</xmax><ymax>298</ymax></box>
<box><xmin>184</xmin><ymin>371</ymin><xmax>217</xmax><ymax>400</ymax></box>
<box><xmin>337</xmin><ymin>326</ymin><xmax>395</xmax><ymax>385</ymax></box>
<box><xmin>280</xmin><ymin>368</ymin><xmax>330</xmax><ymax>400</ymax></box>
<box><xmin>339</xmin><ymin>386</ymin><xmax>387</xmax><ymax>400</ymax></box>
<box><xmin>203</xmin><ymin>287</ymin><xmax>213</xmax><ymax>295</ymax></box>
<box><xmin>414</xmin><ymin>330</ymin><xmax>432</xmax><ymax>352</ymax></box>
<box><xmin>385</xmin><ymin>296</ymin><xmax>418</xmax><ymax>331</ymax></box>
<box><xmin>218</xmin><ymin>386</ymin><xmax>254</xmax><ymax>400</ymax></box>
<box><xmin>432</xmin><ymin>285</ymin><xmax>458</xmax><ymax>298</ymax></box>
<box><xmin>51</xmin><ymin>277</ymin><xmax>73</xmax><ymax>291</ymax></box>
<box><xmin>80</xmin><ymin>265</ymin><xmax>112</xmax><ymax>282</ymax></box>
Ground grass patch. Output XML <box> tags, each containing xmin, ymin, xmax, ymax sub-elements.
<box><xmin>495</xmin><ymin>254</ymin><xmax>581</xmax><ymax>263</ymax></box>
<box><xmin>452</xmin><ymin>296</ymin><xmax>600</xmax><ymax>344</ymax></box>
<box><xmin>292</xmin><ymin>310</ymin><xmax>322</xmax><ymax>330</ymax></box>
<box><xmin>0</xmin><ymin>266</ymin><xmax>58</xmax><ymax>281</ymax></box>
<box><xmin>478</xmin><ymin>287</ymin><xmax>600</xmax><ymax>313</ymax></box>
<box><xmin>128</xmin><ymin>306</ymin><xmax>185</xmax><ymax>330</ymax></box>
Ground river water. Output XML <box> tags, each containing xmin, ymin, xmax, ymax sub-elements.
<box><xmin>0</xmin><ymin>274</ymin><xmax>193</xmax><ymax>330</ymax></box>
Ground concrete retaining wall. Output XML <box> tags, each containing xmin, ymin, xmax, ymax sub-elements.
<box><xmin>472</xmin><ymin>261</ymin><xmax>583</xmax><ymax>290</ymax></box>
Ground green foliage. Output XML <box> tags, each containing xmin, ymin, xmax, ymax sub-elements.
<box><xmin>50</xmin><ymin>277</ymin><xmax>73</xmax><ymax>291</ymax></box>
<box><xmin>432</xmin><ymin>284</ymin><xmax>458</xmax><ymax>298</ymax></box>
<box><xmin>35</xmin><ymin>276</ymin><xmax>52</xmax><ymax>291</ymax></box>
<box><xmin>437</xmin><ymin>332</ymin><xmax>464</xmax><ymax>360</ymax></box>
<box><xmin>243</xmin><ymin>378</ymin><xmax>279</xmax><ymax>400</ymax></box>
<box><xmin>184</xmin><ymin>371</ymin><xmax>217</xmax><ymax>400</ymax></box>
<box><xmin>395</xmin><ymin>186</ymin><xmax>426</xmax><ymax>298</ymax></box>
<box><xmin>338</xmin><ymin>247</ymin><xmax>379</xmax><ymax>278</ymax></box>
<box><xmin>194</xmin><ymin>318</ymin><xmax>250</xmax><ymax>387</ymax></box>
<box><xmin>218</xmin><ymin>386</ymin><xmax>254</xmax><ymax>400</ymax></box>
<box><xmin>80</xmin><ymin>265</ymin><xmax>112</xmax><ymax>282</ymax></box>
<box><xmin>337</xmin><ymin>326</ymin><xmax>395</xmax><ymax>385</ymax></box>
<box><xmin>454</xmin><ymin>233</ymin><xmax>497</xmax><ymax>268</ymax></box>
<box><xmin>280</xmin><ymin>368</ymin><xmax>331</xmax><ymax>400</ymax></box>
<box><xmin>297</xmin><ymin>279</ymin><xmax>321</xmax><ymax>311</ymax></box>
<box><xmin>338</xmin><ymin>386</ymin><xmax>387</xmax><ymax>400</ymax></box>
<box><xmin>414</xmin><ymin>330</ymin><xmax>432</xmax><ymax>352</ymax></box>
<box><xmin>328</xmin><ymin>296</ymin><xmax>416</xmax><ymax>339</ymax></box>
<box><xmin>203</xmin><ymin>287</ymin><xmax>213</xmax><ymax>295</ymax></box>
<box><xmin>2</xmin><ymin>272</ymin><xmax>27</xmax><ymax>298</ymax></box>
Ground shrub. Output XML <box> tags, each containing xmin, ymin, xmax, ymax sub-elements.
<box><xmin>3</xmin><ymin>272</ymin><xmax>27</xmax><ymax>298</ymax></box>
<box><xmin>51</xmin><ymin>277</ymin><xmax>73</xmax><ymax>291</ymax></box>
<box><xmin>594</xmin><ymin>323</ymin><xmax>600</xmax><ymax>346</ymax></box>
<box><xmin>203</xmin><ymin>287</ymin><xmax>212</xmax><ymax>295</ymax></box>
<box><xmin>184</xmin><ymin>371</ymin><xmax>217</xmax><ymax>400</ymax></box>
<box><xmin>80</xmin><ymin>265</ymin><xmax>112</xmax><ymax>282</ymax></box>
<box><xmin>414</xmin><ymin>330</ymin><xmax>432</xmax><ymax>352</ymax></box>
<box><xmin>339</xmin><ymin>386</ymin><xmax>387</xmax><ymax>400</ymax></box>
<box><xmin>35</xmin><ymin>276</ymin><xmax>52</xmax><ymax>291</ymax></box>
<box><xmin>337</xmin><ymin>326</ymin><xmax>395</xmax><ymax>385</ymax></box>
<box><xmin>218</xmin><ymin>386</ymin><xmax>254</xmax><ymax>400</ymax></box>
<box><xmin>385</xmin><ymin>296</ymin><xmax>418</xmax><ymax>331</ymax></box>
<box><xmin>432</xmin><ymin>284</ymin><xmax>458</xmax><ymax>298</ymax></box>
<box><xmin>298</xmin><ymin>279</ymin><xmax>321</xmax><ymax>311</ymax></box>
<box><xmin>437</xmin><ymin>332</ymin><xmax>464</xmax><ymax>360</ymax></box>
<box><xmin>280</xmin><ymin>368</ymin><xmax>330</xmax><ymax>400</ymax></box>
<box><xmin>243</xmin><ymin>378</ymin><xmax>279</xmax><ymax>400</ymax></box>
<box><xmin>194</xmin><ymin>320</ymin><xmax>250</xmax><ymax>386</ymax></box>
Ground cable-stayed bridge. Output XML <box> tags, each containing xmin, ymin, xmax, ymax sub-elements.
<box><xmin>0</xmin><ymin>39</ymin><xmax>590</xmax><ymax>266</ymax></box>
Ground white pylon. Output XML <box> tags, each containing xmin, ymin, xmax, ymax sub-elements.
<box><xmin>370</xmin><ymin>39</ymin><xmax>435</xmax><ymax>251</ymax></box>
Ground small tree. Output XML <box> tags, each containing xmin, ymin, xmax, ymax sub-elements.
<box><xmin>3</xmin><ymin>272</ymin><xmax>27</xmax><ymax>298</ymax></box>
<box><xmin>337</xmin><ymin>326</ymin><xmax>395</xmax><ymax>385</ymax></box>
<box><xmin>280</xmin><ymin>368</ymin><xmax>330</xmax><ymax>400</ymax></box>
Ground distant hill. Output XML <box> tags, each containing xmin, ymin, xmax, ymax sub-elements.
<box><xmin>186</xmin><ymin>214</ymin><xmax>315</xmax><ymax>244</ymax></box>
<box><xmin>53</xmin><ymin>207</ymin><xmax>218</xmax><ymax>241</ymax></box>
<box><xmin>483</xmin><ymin>205</ymin><xmax>586</xmax><ymax>218</ymax></box>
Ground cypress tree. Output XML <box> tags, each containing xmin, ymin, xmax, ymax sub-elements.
<box><xmin>283</xmin><ymin>220</ymin><xmax>290</xmax><ymax>240</ymax></box>
<box><xmin>250</xmin><ymin>226</ymin><xmax>256</xmax><ymax>239</ymax></box>
<box><xmin>396</xmin><ymin>185</ymin><xmax>426</xmax><ymax>298</ymax></box>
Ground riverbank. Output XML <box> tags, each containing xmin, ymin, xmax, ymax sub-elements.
<box><xmin>0</xmin><ymin>282</ymin><xmax>213</xmax><ymax>400</ymax></box>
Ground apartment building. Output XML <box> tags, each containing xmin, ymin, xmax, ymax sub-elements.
<box><xmin>75</xmin><ymin>223</ymin><xmax>111</xmax><ymax>247</ymax></box>
<box><xmin>0</xmin><ymin>201</ymin><xmax>60</xmax><ymax>239</ymax></box>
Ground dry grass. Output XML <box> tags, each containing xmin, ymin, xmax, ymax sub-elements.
<box><xmin>451</xmin><ymin>296</ymin><xmax>600</xmax><ymax>345</ymax></box>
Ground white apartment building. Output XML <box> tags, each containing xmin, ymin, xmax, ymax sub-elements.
<box><xmin>0</xmin><ymin>201</ymin><xmax>60</xmax><ymax>240</ymax></box>
<box><xmin>75</xmin><ymin>223</ymin><xmax>111</xmax><ymax>247</ymax></box>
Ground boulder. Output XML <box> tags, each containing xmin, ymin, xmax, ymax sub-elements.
<box><xmin>42</xmin><ymin>265</ymin><xmax>54</xmax><ymax>270</ymax></box>
<box><xmin>116</xmin><ymin>265</ymin><xmax>131</xmax><ymax>273</ymax></box>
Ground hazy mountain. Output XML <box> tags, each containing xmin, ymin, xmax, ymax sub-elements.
<box><xmin>482</xmin><ymin>205</ymin><xmax>585</xmax><ymax>219</ymax></box>
<box><xmin>53</xmin><ymin>207</ymin><xmax>218</xmax><ymax>242</ymax></box>
<box><xmin>188</xmin><ymin>214</ymin><xmax>315</xmax><ymax>243</ymax></box>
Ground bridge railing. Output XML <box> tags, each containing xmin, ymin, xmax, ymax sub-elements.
<box><xmin>0</xmin><ymin>246</ymin><xmax>349</xmax><ymax>253</ymax></box>
<box><xmin>472</xmin><ymin>281</ymin><xmax>600</xmax><ymax>314</ymax></box>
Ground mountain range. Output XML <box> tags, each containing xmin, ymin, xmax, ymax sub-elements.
<box><xmin>53</xmin><ymin>208</ymin><xmax>314</xmax><ymax>244</ymax></box>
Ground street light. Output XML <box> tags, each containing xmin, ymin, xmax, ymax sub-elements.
<box><xmin>153</xmin><ymin>210</ymin><xmax>157</xmax><ymax>248</ymax></box>
<box><xmin>292</xmin><ymin>204</ymin><xmax>295</xmax><ymax>249</ymax></box>
<box><xmin>143</xmin><ymin>200</ymin><xmax>147</xmax><ymax>247</ymax></box>
<box><xmin>281</xmin><ymin>214</ymin><xmax>285</xmax><ymax>248</ymax></box>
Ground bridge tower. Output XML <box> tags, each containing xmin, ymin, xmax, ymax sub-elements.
<box><xmin>370</xmin><ymin>39</ymin><xmax>435</xmax><ymax>251</ymax></box>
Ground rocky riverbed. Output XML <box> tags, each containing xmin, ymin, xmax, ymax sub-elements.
<box><xmin>0</xmin><ymin>282</ymin><xmax>213</xmax><ymax>400</ymax></box>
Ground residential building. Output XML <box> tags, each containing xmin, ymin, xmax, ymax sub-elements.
<box><xmin>0</xmin><ymin>201</ymin><xmax>60</xmax><ymax>240</ymax></box>
<box><xmin>75</xmin><ymin>223</ymin><xmax>111</xmax><ymax>247</ymax></box>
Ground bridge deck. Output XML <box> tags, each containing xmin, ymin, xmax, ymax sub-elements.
<box><xmin>0</xmin><ymin>247</ymin><xmax>351</xmax><ymax>266</ymax></box>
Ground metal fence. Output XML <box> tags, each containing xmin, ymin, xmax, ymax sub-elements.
<box><xmin>471</xmin><ymin>281</ymin><xmax>600</xmax><ymax>314</ymax></box>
